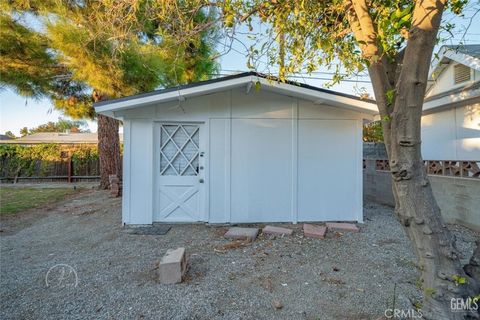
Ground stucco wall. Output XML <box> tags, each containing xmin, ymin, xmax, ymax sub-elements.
<box><xmin>363</xmin><ymin>160</ymin><xmax>480</xmax><ymax>231</ymax></box>
<box><xmin>421</xmin><ymin>103</ymin><xmax>480</xmax><ymax>161</ymax></box>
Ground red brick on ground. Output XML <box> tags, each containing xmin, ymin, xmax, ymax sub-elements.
<box><xmin>303</xmin><ymin>224</ymin><xmax>327</xmax><ymax>239</ymax></box>
<box><xmin>326</xmin><ymin>222</ymin><xmax>359</xmax><ymax>233</ymax></box>
<box><xmin>262</xmin><ymin>225</ymin><xmax>293</xmax><ymax>236</ymax></box>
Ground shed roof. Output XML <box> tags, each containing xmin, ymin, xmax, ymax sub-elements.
<box><xmin>94</xmin><ymin>72</ymin><xmax>378</xmax><ymax>116</ymax></box>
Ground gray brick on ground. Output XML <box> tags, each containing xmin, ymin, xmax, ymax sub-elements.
<box><xmin>159</xmin><ymin>247</ymin><xmax>187</xmax><ymax>284</ymax></box>
<box><xmin>224</xmin><ymin>227</ymin><xmax>259</xmax><ymax>241</ymax></box>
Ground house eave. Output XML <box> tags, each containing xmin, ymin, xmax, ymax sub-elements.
<box><xmin>423</xmin><ymin>87</ymin><xmax>480</xmax><ymax>114</ymax></box>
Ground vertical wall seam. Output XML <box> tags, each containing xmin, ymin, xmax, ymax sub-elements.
<box><xmin>357</xmin><ymin>119</ymin><xmax>363</xmax><ymax>223</ymax></box>
<box><xmin>292</xmin><ymin>98</ymin><xmax>299</xmax><ymax>224</ymax></box>
<box><xmin>226</xmin><ymin>89</ymin><xmax>232</xmax><ymax>222</ymax></box>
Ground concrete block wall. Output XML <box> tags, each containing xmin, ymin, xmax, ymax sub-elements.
<box><xmin>363</xmin><ymin>160</ymin><xmax>480</xmax><ymax>231</ymax></box>
<box><xmin>429</xmin><ymin>175</ymin><xmax>480</xmax><ymax>231</ymax></box>
<box><xmin>363</xmin><ymin>142</ymin><xmax>388</xmax><ymax>160</ymax></box>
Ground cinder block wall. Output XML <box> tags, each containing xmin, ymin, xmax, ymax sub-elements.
<box><xmin>363</xmin><ymin>160</ymin><xmax>480</xmax><ymax>231</ymax></box>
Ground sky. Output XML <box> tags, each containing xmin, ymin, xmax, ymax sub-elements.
<box><xmin>1</xmin><ymin>3</ymin><xmax>480</xmax><ymax>136</ymax></box>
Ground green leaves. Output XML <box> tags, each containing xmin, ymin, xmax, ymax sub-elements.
<box><xmin>363</xmin><ymin>120</ymin><xmax>383</xmax><ymax>142</ymax></box>
<box><xmin>385</xmin><ymin>89</ymin><xmax>396</xmax><ymax>105</ymax></box>
<box><xmin>452</xmin><ymin>275</ymin><xmax>467</xmax><ymax>286</ymax></box>
<box><xmin>2</xmin><ymin>0</ymin><xmax>219</xmax><ymax>119</ymax></box>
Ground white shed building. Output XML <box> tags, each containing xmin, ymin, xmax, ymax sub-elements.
<box><xmin>95</xmin><ymin>72</ymin><xmax>377</xmax><ymax>225</ymax></box>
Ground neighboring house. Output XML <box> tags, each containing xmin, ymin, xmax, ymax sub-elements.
<box><xmin>95</xmin><ymin>72</ymin><xmax>377</xmax><ymax>225</ymax></box>
<box><xmin>422</xmin><ymin>45</ymin><xmax>480</xmax><ymax>160</ymax></box>
<box><xmin>0</xmin><ymin>132</ymin><xmax>123</xmax><ymax>145</ymax></box>
<box><xmin>0</xmin><ymin>134</ymin><xmax>13</xmax><ymax>141</ymax></box>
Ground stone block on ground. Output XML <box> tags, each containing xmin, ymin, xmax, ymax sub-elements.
<box><xmin>224</xmin><ymin>227</ymin><xmax>259</xmax><ymax>242</ymax></box>
<box><xmin>303</xmin><ymin>224</ymin><xmax>327</xmax><ymax>239</ymax></box>
<box><xmin>262</xmin><ymin>225</ymin><xmax>293</xmax><ymax>236</ymax></box>
<box><xmin>326</xmin><ymin>222</ymin><xmax>359</xmax><ymax>233</ymax></box>
<box><xmin>159</xmin><ymin>247</ymin><xmax>186</xmax><ymax>284</ymax></box>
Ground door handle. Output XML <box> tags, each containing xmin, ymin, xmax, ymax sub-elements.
<box><xmin>199</xmin><ymin>178</ymin><xmax>204</xmax><ymax>183</ymax></box>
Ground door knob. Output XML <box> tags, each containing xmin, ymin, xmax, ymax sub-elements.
<box><xmin>199</xmin><ymin>178</ymin><xmax>204</xmax><ymax>183</ymax></box>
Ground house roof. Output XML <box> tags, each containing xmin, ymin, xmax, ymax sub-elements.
<box><xmin>0</xmin><ymin>134</ymin><xmax>13</xmax><ymax>141</ymax></box>
<box><xmin>94</xmin><ymin>72</ymin><xmax>378</xmax><ymax>116</ymax></box>
<box><xmin>424</xmin><ymin>44</ymin><xmax>480</xmax><ymax>113</ymax></box>
<box><xmin>0</xmin><ymin>132</ymin><xmax>123</xmax><ymax>145</ymax></box>
<box><xmin>428</xmin><ymin>45</ymin><xmax>480</xmax><ymax>84</ymax></box>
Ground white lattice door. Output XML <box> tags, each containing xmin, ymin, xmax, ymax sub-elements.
<box><xmin>155</xmin><ymin>123</ymin><xmax>206</xmax><ymax>222</ymax></box>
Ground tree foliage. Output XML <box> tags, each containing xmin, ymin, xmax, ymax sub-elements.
<box><xmin>0</xmin><ymin>0</ymin><xmax>219</xmax><ymax>119</ymax></box>
<box><xmin>4</xmin><ymin>131</ymin><xmax>16</xmax><ymax>139</ymax></box>
<box><xmin>0</xmin><ymin>144</ymin><xmax>98</xmax><ymax>178</ymax></box>
<box><xmin>22</xmin><ymin>118</ymin><xmax>89</xmax><ymax>135</ymax></box>
<box><xmin>363</xmin><ymin>120</ymin><xmax>383</xmax><ymax>142</ymax></box>
<box><xmin>220</xmin><ymin>0</ymin><xmax>470</xmax><ymax>83</ymax></box>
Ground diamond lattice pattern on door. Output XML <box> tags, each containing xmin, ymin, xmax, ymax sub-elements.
<box><xmin>160</xmin><ymin>125</ymin><xmax>199</xmax><ymax>176</ymax></box>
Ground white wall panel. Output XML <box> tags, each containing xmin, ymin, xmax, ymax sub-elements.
<box><xmin>208</xmin><ymin>119</ymin><xmax>229</xmax><ymax>222</ymax></box>
<box><xmin>230</xmin><ymin>119</ymin><xmax>293</xmax><ymax>222</ymax></box>
<box><xmin>231</xmin><ymin>88</ymin><xmax>294</xmax><ymax>118</ymax></box>
<box><xmin>456</xmin><ymin>103</ymin><xmax>480</xmax><ymax>160</ymax></box>
<box><xmin>299</xmin><ymin>99</ymin><xmax>366</xmax><ymax>120</ymax></box>
<box><xmin>297</xmin><ymin>120</ymin><xmax>360</xmax><ymax>221</ymax></box>
<box><xmin>421</xmin><ymin>104</ymin><xmax>480</xmax><ymax>160</ymax></box>
<box><xmin>128</xmin><ymin>120</ymin><xmax>154</xmax><ymax>224</ymax></box>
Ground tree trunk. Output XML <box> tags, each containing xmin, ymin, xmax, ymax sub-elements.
<box><xmin>97</xmin><ymin>114</ymin><xmax>121</xmax><ymax>189</ymax></box>
<box><xmin>373</xmin><ymin>2</ymin><xmax>478</xmax><ymax>318</ymax></box>
<box><xmin>465</xmin><ymin>241</ymin><xmax>480</xmax><ymax>284</ymax></box>
<box><xmin>93</xmin><ymin>90</ymin><xmax>121</xmax><ymax>190</ymax></box>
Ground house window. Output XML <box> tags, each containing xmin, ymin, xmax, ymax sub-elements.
<box><xmin>159</xmin><ymin>124</ymin><xmax>199</xmax><ymax>176</ymax></box>
<box><xmin>454</xmin><ymin>64</ymin><xmax>471</xmax><ymax>84</ymax></box>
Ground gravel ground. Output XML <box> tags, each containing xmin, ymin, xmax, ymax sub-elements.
<box><xmin>1</xmin><ymin>189</ymin><xmax>478</xmax><ymax>320</ymax></box>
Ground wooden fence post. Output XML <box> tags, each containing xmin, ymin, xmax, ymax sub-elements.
<box><xmin>67</xmin><ymin>156</ymin><xmax>73</xmax><ymax>183</ymax></box>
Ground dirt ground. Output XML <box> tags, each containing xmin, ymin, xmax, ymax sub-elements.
<box><xmin>1</xmin><ymin>188</ymin><xmax>478</xmax><ymax>320</ymax></box>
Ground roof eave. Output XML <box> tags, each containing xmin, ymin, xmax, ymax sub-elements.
<box><xmin>95</xmin><ymin>74</ymin><xmax>378</xmax><ymax>116</ymax></box>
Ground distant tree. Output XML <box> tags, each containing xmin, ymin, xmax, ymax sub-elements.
<box><xmin>19</xmin><ymin>127</ymin><xmax>28</xmax><ymax>137</ymax></box>
<box><xmin>25</xmin><ymin>118</ymin><xmax>88</xmax><ymax>135</ymax></box>
<box><xmin>1</xmin><ymin>1</ymin><xmax>219</xmax><ymax>188</ymax></box>
<box><xmin>363</xmin><ymin>121</ymin><xmax>383</xmax><ymax>142</ymax></box>
<box><xmin>4</xmin><ymin>131</ymin><xmax>16</xmax><ymax>139</ymax></box>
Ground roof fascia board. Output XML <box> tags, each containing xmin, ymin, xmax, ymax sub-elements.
<box><xmin>95</xmin><ymin>76</ymin><xmax>253</xmax><ymax>113</ymax></box>
<box><xmin>423</xmin><ymin>88</ymin><xmax>480</xmax><ymax>113</ymax></box>
<box><xmin>429</xmin><ymin>46</ymin><xmax>480</xmax><ymax>80</ymax></box>
<box><xmin>444</xmin><ymin>50</ymin><xmax>480</xmax><ymax>71</ymax></box>
<box><xmin>255</xmin><ymin>77</ymin><xmax>378</xmax><ymax>114</ymax></box>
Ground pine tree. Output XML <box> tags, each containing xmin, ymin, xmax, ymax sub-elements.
<box><xmin>1</xmin><ymin>0</ymin><xmax>219</xmax><ymax>188</ymax></box>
